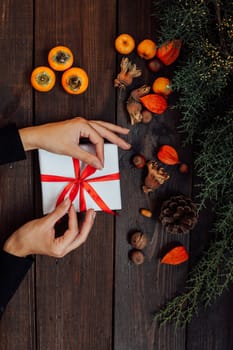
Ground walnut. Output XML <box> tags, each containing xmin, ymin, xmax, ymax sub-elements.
<box><xmin>142</xmin><ymin>160</ymin><xmax>170</xmax><ymax>193</ymax></box>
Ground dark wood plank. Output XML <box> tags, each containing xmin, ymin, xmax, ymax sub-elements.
<box><xmin>114</xmin><ymin>1</ymin><xmax>192</xmax><ymax>349</ymax></box>
<box><xmin>34</xmin><ymin>1</ymin><xmax>117</xmax><ymax>349</ymax></box>
<box><xmin>0</xmin><ymin>0</ymin><xmax>35</xmax><ymax>349</ymax></box>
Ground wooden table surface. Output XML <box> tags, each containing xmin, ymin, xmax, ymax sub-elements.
<box><xmin>0</xmin><ymin>1</ymin><xmax>232</xmax><ymax>349</ymax></box>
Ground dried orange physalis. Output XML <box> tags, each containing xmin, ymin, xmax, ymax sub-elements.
<box><xmin>140</xmin><ymin>94</ymin><xmax>167</xmax><ymax>114</ymax></box>
<box><xmin>48</xmin><ymin>45</ymin><xmax>74</xmax><ymax>71</ymax></box>
<box><xmin>61</xmin><ymin>67</ymin><xmax>89</xmax><ymax>94</ymax></box>
<box><xmin>161</xmin><ymin>246</ymin><xmax>189</xmax><ymax>265</ymax></box>
<box><xmin>156</xmin><ymin>40</ymin><xmax>182</xmax><ymax>66</ymax></box>
<box><xmin>157</xmin><ymin>145</ymin><xmax>180</xmax><ymax>165</ymax></box>
<box><xmin>30</xmin><ymin>66</ymin><xmax>56</xmax><ymax>92</ymax></box>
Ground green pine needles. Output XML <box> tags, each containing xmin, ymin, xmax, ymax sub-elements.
<box><xmin>153</xmin><ymin>0</ymin><xmax>233</xmax><ymax>326</ymax></box>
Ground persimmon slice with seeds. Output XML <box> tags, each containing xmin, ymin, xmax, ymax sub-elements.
<box><xmin>48</xmin><ymin>45</ymin><xmax>74</xmax><ymax>71</ymax></box>
<box><xmin>61</xmin><ymin>67</ymin><xmax>89</xmax><ymax>94</ymax></box>
<box><xmin>31</xmin><ymin>66</ymin><xmax>56</xmax><ymax>92</ymax></box>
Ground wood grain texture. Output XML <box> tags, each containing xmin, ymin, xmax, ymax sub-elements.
<box><xmin>0</xmin><ymin>1</ymin><xmax>35</xmax><ymax>349</ymax></box>
<box><xmin>33</xmin><ymin>1</ymin><xmax>116</xmax><ymax>349</ymax></box>
<box><xmin>114</xmin><ymin>1</ymin><xmax>191</xmax><ymax>349</ymax></box>
<box><xmin>0</xmin><ymin>1</ymin><xmax>231</xmax><ymax>349</ymax></box>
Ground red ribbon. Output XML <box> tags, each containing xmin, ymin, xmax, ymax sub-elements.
<box><xmin>41</xmin><ymin>158</ymin><xmax>120</xmax><ymax>215</ymax></box>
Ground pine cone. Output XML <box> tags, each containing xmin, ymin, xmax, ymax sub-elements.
<box><xmin>159</xmin><ymin>195</ymin><xmax>198</xmax><ymax>234</ymax></box>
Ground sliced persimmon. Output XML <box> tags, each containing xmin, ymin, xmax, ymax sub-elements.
<box><xmin>31</xmin><ymin>66</ymin><xmax>56</xmax><ymax>92</ymax></box>
<box><xmin>61</xmin><ymin>67</ymin><xmax>88</xmax><ymax>94</ymax></box>
<box><xmin>48</xmin><ymin>46</ymin><xmax>74</xmax><ymax>71</ymax></box>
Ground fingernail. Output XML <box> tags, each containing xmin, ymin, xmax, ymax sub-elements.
<box><xmin>64</xmin><ymin>198</ymin><xmax>70</xmax><ymax>206</ymax></box>
<box><xmin>93</xmin><ymin>161</ymin><xmax>103</xmax><ymax>170</ymax></box>
<box><xmin>92</xmin><ymin>211</ymin><xmax>96</xmax><ymax>220</ymax></box>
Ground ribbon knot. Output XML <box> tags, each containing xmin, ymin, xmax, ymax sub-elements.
<box><xmin>41</xmin><ymin>158</ymin><xmax>120</xmax><ymax>215</ymax></box>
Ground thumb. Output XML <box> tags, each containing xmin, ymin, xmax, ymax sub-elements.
<box><xmin>47</xmin><ymin>198</ymin><xmax>71</xmax><ymax>224</ymax></box>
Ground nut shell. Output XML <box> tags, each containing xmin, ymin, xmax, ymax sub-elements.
<box><xmin>132</xmin><ymin>154</ymin><xmax>146</xmax><ymax>169</ymax></box>
<box><xmin>129</xmin><ymin>249</ymin><xmax>145</xmax><ymax>265</ymax></box>
<box><xmin>130</xmin><ymin>232</ymin><xmax>148</xmax><ymax>249</ymax></box>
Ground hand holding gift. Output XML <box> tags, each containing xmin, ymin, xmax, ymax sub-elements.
<box><xmin>3</xmin><ymin>199</ymin><xmax>96</xmax><ymax>258</ymax></box>
<box><xmin>19</xmin><ymin>116</ymin><xmax>131</xmax><ymax>169</ymax></box>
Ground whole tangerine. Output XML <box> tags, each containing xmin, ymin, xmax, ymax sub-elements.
<box><xmin>137</xmin><ymin>39</ymin><xmax>157</xmax><ymax>60</ymax></box>
<box><xmin>115</xmin><ymin>34</ymin><xmax>135</xmax><ymax>54</ymax></box>
<box><xmin>152</xmin><ymin>77</ymin><xmax>172</xmax><ymax>96</ymax></box>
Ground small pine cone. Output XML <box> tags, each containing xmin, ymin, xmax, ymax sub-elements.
<box><xmin>159</xmin><ymin>195</ymin><xmax>198</xmax><ymax>234</ymax></box>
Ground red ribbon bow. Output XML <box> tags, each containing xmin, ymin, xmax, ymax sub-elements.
<box><xmin>41</xmin><ymin>158</ymin><xmax>120</xmax><ymax>215</ymax></box>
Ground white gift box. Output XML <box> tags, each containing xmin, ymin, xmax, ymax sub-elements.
<box><xmin>38</xmin><ymin>144</ymin><xmax>121</xmax><ymax>214</ymax></box>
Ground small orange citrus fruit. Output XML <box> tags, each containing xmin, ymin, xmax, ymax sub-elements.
<box><xmin>152</xmin><ymin>77</ymin><xmax>172</xmax><ymax>96</ymax></box>
<box><xmin>115</xmin><ymin>34</ymin><xmax>135</xmax><ymax>54</ymax></box>
<box><xmin>137</xmin><ymin>39</ymin><xmax>157</xmax><ymax>60</ymax></box>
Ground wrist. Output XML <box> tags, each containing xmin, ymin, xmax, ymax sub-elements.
<box><xmin>18</xmin><ymin>127</ymin><xmax>39</xmax><ymax>151</ymax></box>
<box><xmin>3</xmin><ymin>234</ymin><xmax>29</xmax><ymax>258</ymax></box>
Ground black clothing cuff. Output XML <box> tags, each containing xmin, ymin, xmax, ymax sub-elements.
<box><xmin>0</xmin><ymin>250</ymin><xmax>33</xmax><ymax>317</ymax></box>
<box><xmin>0</xmin><ymin>124</ymin><xmax>26</xmax><ymax>165</ymax></box>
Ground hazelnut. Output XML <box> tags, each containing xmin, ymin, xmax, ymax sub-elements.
<box><xmin>147</xmin><ymin>58</ymin><xmax>163</xmax><ymax>73</ymax></box>
<box><xmin>130</xmin><ymin>231</ymin><xmax>148</xmax><ymax>249</ymax></box>
<box><xmin>179</xmin><ymin>163</ymin><xmax>189</xmax><ymax>174</ymax></box>
<box><xmin>141</xmin><ymin>110</ymin><xmax>153</xmax><ymax>124</ymax></box>
<box><xmin>129</xmin><ymin>249</ymin><xmax>145</xmax><ymax>265</ymax></box>
<box><xmin>132</xmin><ymin>154</ymin><xmax>146</xmax><ymax>169</ymax></box>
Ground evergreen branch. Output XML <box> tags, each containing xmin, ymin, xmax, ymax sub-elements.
<box><xmin>155</xmin><ymin>203</ymin><xmax>233</xmax><ymax>327</ymax></box>
<box><xmin>153</xmin><ymin>0</ymin><xmax>233</xmax><ymax>327</ymax></box>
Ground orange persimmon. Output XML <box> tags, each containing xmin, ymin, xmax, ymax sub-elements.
<box><xmin>140</xmin><ymin>94</ymin><xmax>167</xmax><ymax>114</ymax></box>
<box><xmin>61</xmin><ymin>67</ymin><xmax>88</xmax><ymax>94</ymax></box>
<box><xmin>30</xmin><ymin>66</ymin><xmax>56</xmax><ymax>92</ymax></box>
<box><xmin>157</xmin><ymin>145</ymin><xmax>180</xmax><ymax>165</ymax></box>
<box><xmin>161</xmin><ymin>246</ymin><xmax>189</xmax><ymax>265</ymax></box>
<box><xmin>48</xmin><ymin>45</ymin><xmax>74</xmax><ymax>71</ymax></box>
<box><xmin>152</xmin><ymin>77</ymin><xmax>172</xmax><ymax>96</ymax></box>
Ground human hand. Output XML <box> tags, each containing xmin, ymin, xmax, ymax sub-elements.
<box><xmin>19</xmin><ymin>117</ymin><xmax>131</xmax><ymax>169</ymax></box>
<box><xmin>3</xmin><ymin>199</ymin><xmax>95</xmax><ymax>258</ymax></box>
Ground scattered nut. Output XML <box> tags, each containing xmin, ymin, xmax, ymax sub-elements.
<box><xmin>129</xmin><ymin>249</ymin><xmax>145</xmax><ymax>265</ymax></box>
<box><xmin>139</xmin><ymin>208</ymin><xmax>153</xmax><ymax>218</ymax></box>
<box><xmin>147</xmin><ymin>58</ymin><xmax>163</xmax><ymax>73</ymax></box>
<box><xmin>132</xmin><ymin>154</ymin><xmax>146</xmax><ymax>169</ymax></box>
<box><xmin>141</xmin><ymin>110</ymin><xmax>153</xmax><ymax>124</ymax></box>
<box><xmin>179</xmin><ymin>163</ymin><xmax>189</xmax><ymax>174</ymax></box>
<box><xmin>130</xmin><ymin>231</ymin><xmax>148</xmax><ymax>249</ymax></box>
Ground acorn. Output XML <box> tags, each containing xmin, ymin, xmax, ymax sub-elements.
<box><xmin>130</xmin><ymin>231</ymin><xmax>148</xmax><ymax>250</ymax></box>
<box><xmin>129</xmin><ymin>249</ymin><xmax>145</xmax><ymax>265</ymax></box>
<box><xmin>132</xmin><ymin>154</ymin><xmax>146</xmax><ymax>169</ymax></box>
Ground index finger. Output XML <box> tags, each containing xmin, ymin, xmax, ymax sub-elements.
<box><xmin>78</xmin><ymin>122</ymin><xmax>104</xmax><ymax>167</ymax></box>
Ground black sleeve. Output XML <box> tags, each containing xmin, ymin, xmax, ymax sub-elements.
<box><xmin>0</xmin><ymin>250</ymin><xmax>34</xmax><ymax>318</ymax></box>
<box><xmin>0</xmin><ymin>125</ymin><xmax>30</xmax><ymax>317</ymax></box>
<box><xmin>0</xmin><ymin>124</ymin><xmax>26</xmax><ymax>165</ymax></box>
